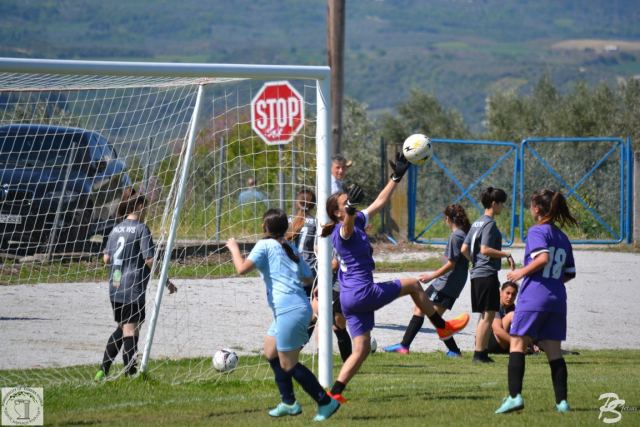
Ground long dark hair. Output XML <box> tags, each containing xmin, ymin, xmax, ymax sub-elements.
<box><xmin>530</xmin><ymin>189</ymin><xmax>577</xmax><ymax>228</ymax></box>
<box><xmin>286</xmin><ymin>188</ymin><xmax>316</xmax><ymax>241</ymax></box>
<box><xmin>263</xmin><ymin>208</ymin><xmax>300</xmax><ymax>263</ymax></box>
<box><xmin>320</xmin><ymin>192</ymin><xmax>345</xmax><ymax>238</ymax></box>
<box><xmin>444</xmin><ymin>203</ymin><xmax>470</xmax><ymax>233</ymax></box>
<box><xmin>480</xmin><ymin>186</ymin><xmax>507</xmax><ymax>208</ymax></box>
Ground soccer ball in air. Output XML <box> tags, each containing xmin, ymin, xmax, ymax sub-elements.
<box><xmin>402</xmin><ymin>133</ymin><xmax>432</xmax><ymax>165</ymax></box>
<box><xmin>370</xmin><ymin>336</ymin><xmax>378</xmax><ymax>353</ymax></box>
<box><xmin>212</xmin><ymin>349</ymin><xmax>239</xmax><ymax>372</ymax></box>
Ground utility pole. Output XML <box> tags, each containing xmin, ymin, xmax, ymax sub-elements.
<box><xmin>327</xmin><ymin>0</ymin><xmax>345</xmax><ymax>155</ymax></box>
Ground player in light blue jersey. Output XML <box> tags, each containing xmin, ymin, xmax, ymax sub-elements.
<box><xmin>227</xmin><ymin>208</ymin><xmax>340</xmax><ymax>421</ymax></box>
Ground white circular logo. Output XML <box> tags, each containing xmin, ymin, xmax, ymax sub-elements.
<box><xmin>2</xmin><ymin>386</ymin><xmax>43</xmax><ymax>426</ymax></box>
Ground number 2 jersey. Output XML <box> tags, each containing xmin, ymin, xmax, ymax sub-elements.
<box><xmin>104</xmin><ymin>218</ymin><xmax>155</xmax><ymax>304</ymax></box>
<box><xmin>518</xmin><ymin>223</ymin><xmax>575</xmax><ymax>313</ymax></box>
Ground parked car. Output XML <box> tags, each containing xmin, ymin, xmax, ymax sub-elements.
<box><xmin>0</xmin><ymin>124</ymin><xmax>132</xmax><ymax>253</ymax></box>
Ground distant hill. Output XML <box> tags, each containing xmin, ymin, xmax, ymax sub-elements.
<box><xmin>2</xmin><ymin>0</ymin><xmax>640</xmax><ymax>130</ymax></box>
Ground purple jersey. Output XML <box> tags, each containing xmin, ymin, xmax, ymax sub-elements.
<box><xmin>331</xmin><ymin>211</ymin><xmax>375</xmax><ymax>293</ymax></box>
<box><xmin>517</xmin><ymin>223</ymin><xmax>575</xmax><ymax>313</ymax></box>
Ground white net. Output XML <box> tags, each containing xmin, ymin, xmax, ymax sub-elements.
<box><xmin>0</xmin><ymin>69</ymin><xmax>322</xmax><ymax>387</ymax></box>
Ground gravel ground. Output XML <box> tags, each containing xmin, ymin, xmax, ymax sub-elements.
<box><xmin>1</xmin><ymin>248</ymin><xmax>639</xmax><ymax>371</ymax></box>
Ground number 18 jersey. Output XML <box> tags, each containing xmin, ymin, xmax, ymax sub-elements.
<box><xmin>104</xmin><ymin>218</ymin><xmax>155</xmax><ymax>304</ymax></box>
<box><xmin>518</xmin><ymin>223</ymin><xmax>575</xmax><ymax>313</ymax></box>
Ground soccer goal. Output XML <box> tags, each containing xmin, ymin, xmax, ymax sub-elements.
<box><xmin>0</xmin><ymin>58</ymin><xmax>334</xmax><ymax>387</ymax></box>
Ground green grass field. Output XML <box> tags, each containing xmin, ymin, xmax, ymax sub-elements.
<box><xmin>9</xmin><ymin>350</ymin><xmax>639</xmax><ymax>426</ymax></box>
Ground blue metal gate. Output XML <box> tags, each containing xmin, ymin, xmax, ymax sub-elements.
<box><xmin>407</xmin><ymin>137</ymin><xmax>633</xmax><ymax>245</ymax></box>
<box><xmin>408</xmin><ymin>139</ymin><xmax>519</xmax><ymax>246</ymax></box>
<box><xmin>520</xmin><ymin>137</ymin><xmax>632</xmax><ymax>244</ymax></box>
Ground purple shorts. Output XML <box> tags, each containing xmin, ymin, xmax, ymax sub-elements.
<box><xmin>510</xmin><ymin>310</ymin><xmax>566</xmax><ymax>341</ymax></box>
<box><xmin>340</xmin><ymin>279</ymin><xmax>402</xmax><ymax>337</ymax></box>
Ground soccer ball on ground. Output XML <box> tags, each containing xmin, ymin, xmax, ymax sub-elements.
<box><xmin>370</xmin><ymin>336</ymin><xmax>378</xmax><ymax>353</ymax></box>
<box><xmin>212</xmin><ymin>349</ymin><xmax>239</xmax><ymax>372</ymax></box>
<box><xmin>402</xmin><ymin>133</ymin><xmax>432</xmax><ymax>165</ymax></box>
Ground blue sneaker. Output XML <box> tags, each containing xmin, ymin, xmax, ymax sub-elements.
<box><xmin>556</xmin><ymin>400</ymin><xmax>570</xmax><ymax>413</ymax></box>
<box><xmin>268</xmin><ymin>401</ymin><xmax>302</xmax><ymax>417</ymax></box>
<box><xmin>445</xmin><ymin>351</ymin><xmax>462</xmax><ymax>358</ymax></box>
<box><xmin>495</xmin><ymin>394</ymin><xmax>524</xmax><ymax>414</ymax></box>
<box><xmin>383</xmin><ymin>343</ymin><xmax>409</xmax><ymax>354</ymax></box>
<box><xmin>313</xmin><ymin>397</ymin><xmax>340</xmax><ymax>422</ymax></box>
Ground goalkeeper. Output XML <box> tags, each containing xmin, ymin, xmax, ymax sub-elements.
<box><xmin>95</xmin><ymin>194</ymin><xmax>176</xmax><ymax>380</ymax></box>
<box><xmin>319</xmin><ymin>152</ymin><xmax>470</xmax><ymax>404</ymax></box>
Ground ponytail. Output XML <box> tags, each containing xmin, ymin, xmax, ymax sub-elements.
<box><xmin>548</xmin><ymin>191</ymin><xmax>577</xmax><ymax>228</ymax></box>
<box><xmin>320</xmin><ymin>192</ymin><xmax>343</xmax><ymax>237</ymax></box>
<box><xmin>263</xmin><ymin>208</ymin><xmax>300</xmax><ymax>263</ymax></box>
<box><xmin>531</xmin><ymin>189</ymin><xmax>577</xmax><ymax>228</ymax></box>
<box><xmin>444</xmin><ymin>203</ymin><xmax>470</xmax><ymax>233</ymax></box>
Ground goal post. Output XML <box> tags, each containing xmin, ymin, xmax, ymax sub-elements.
<box><xmin>0</xmin><ymin>57</ymin><xmax>334</xmax><ymax>387</ymax></box>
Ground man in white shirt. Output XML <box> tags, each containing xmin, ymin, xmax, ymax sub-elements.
<box><xmin>330</xmin><ymin>154</ymin><xmax>352</xmax><ymax>194</ymax></box>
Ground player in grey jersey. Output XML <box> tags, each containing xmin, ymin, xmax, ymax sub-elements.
<box><xmin>95</xmin><ymin>194</ymin><xmax>176</xmax><ymax>380</ymax></box>
<box><xmin>286</xmin><ymin>188</ymin><xmax>352</xmax><ymax>361</ymax></box>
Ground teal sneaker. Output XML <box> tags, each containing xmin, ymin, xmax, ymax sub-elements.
<box><xmin>445</xmin><ymin>350</ymin><xmax>462</xmax><ymax>358</ymax></box>
<box><xmin>383</xmin><ymin>343</ymin><xmax>409</xmax><ymax>354</ymax></box>
<box><xmin>313</xmin><ymin>397</ymin><xmax>340</xmax><ymax>422</ymax></box>
<box><xmin>556</xmin><ymin>400</ymin><xmax>570</xmax><ymax>413</ymax></box>
<box><xmin>94</xmin><ymin>370</ymin><xmax>106</xmax><ymax>381</ymax></box>
<box><xmin>268</xmin><ymin>401</ymin><xmax>302</xmax><ymax>417</ymax></box>
<box><xmin>495</xmin><ymin>394</ymin><xmax>524</xmax><ymax>414</ymax></box>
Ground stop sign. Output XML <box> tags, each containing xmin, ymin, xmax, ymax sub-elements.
<box><xmin>251</xmin><ymin>81</ymin><xmax>305</xmax><ymax>145</ymax></box>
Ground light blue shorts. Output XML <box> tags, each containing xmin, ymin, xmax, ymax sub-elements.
<box><xmin>267</xmin><ymin>303</ymin><xmax>313</xmax><ymax>352</ymax></box>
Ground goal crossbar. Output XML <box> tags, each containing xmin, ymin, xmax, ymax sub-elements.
<box><xmin>0</xmin><ymin>57</ymin><xmax>334</xmax><ymax>387</ymax></box>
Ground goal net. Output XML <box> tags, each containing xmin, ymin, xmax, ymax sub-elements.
<box><xmin>0</xmin><ymin>59</ymin><xmax>333</xmax><ymax>387</ymax></box>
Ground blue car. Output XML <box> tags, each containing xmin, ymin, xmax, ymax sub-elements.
<box><xmin>0</xmin><ymin>124</ymin><xmax>132</xmax><ymax>253</ymax></box>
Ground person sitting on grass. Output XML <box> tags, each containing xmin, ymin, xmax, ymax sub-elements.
<box><xmin>487</xmin><ymin>281</ymin><xmax>518</xmax><ymax>354</ymax></box>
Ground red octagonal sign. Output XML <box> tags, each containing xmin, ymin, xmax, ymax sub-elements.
<box><xmin>251</xmin><ymin>81</ymin><xmax>305</xmax><ymax>145</ymax></box>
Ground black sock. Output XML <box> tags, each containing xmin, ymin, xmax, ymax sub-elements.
<box><xmin>473</xmin><ymin>350</ymin><xmax>491</xmax><ymax>360</ymax></box>
<box><xmin>334</xmin><ymin>328</ymin><xmax>352</xmax><ymax>362</ymax></box>
<box><xmin>508</xmin><ymin>352</ymin><xmax>526</xmax><ymax>398</ymax></box>
<box><xmin>401</xmin><ymin>315</ymin><xmax>425</xmax><ymax>348</ymax></box>
<box><xmin>287</xmin><ymin>363</ymin><xmax>330</xmax><ymax>405</ymax></box>
<box><xmin>122</xmin><ymin>336</ymin><xmax>137</xmax><ymax>376</ymax></box>
<box><xmin>427</xmin><ymin>312</ymin><xmax>446</xmax><ymax>329</ymax></box>
<box><xmin>268</xmin><ymin>358</ymin><xmax>295</xmax><ymax>405</ymax></box>
<box><xmin>330</xmin><ymin>380</ymin><xmax>346</xmax><ymax>395</ymax></box>
<box><xmin>307</xmin><ymin>318</ymin><xmax>317</xmax><ymax>340</ymax></box>
<box><xmin>549</xmin><ymin>358</ymin><xmax>568</xmax><ymax>404</ymax></box>
<box><xmin>101</xmin><ymin>327</ymin><xmax>123</xmax><ymax>375</ymax></box>
<box><xmin>443</xmin><ymin>336</ymin><xmax>461</xmax><ymax>354</ymax></box>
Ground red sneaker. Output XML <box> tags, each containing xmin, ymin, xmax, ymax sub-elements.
<box><xmin>437</xmin><ymin>312</ymin><xmax>470</xmax><ymax>340</ymax></box>
<box><xmin>326</xmin><ymin>391</ymin><xmax>348</xmax><ymax>404</ymax></box>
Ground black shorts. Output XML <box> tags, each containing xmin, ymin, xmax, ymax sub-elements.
<box><xmin>111</xmin><ymin>300</ymin><xmax>145</xmax><ymax>324</ymax></box>
<box><xmin>487</xmin><ymin>331</ymin><xmax>509</xmax><ymax>354</ymax></box>
<box><xmin>332</xmin><ymin>289</ymin><xmax>342</xmax><ymax>314</ymax></box>
<box><xmin>310</xmin><ymin>286</ymin><xmax>343</xmax><ymax>314</ymax></box>
<box><xmin>425</xmin><ymin>285</ymin><xmax>457</xmax><ymax>310</ymax></box>
<box><xmin>470</xmin><ymin>274</ymin><xmax>500</xmax><ymax>313</ymax></box>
